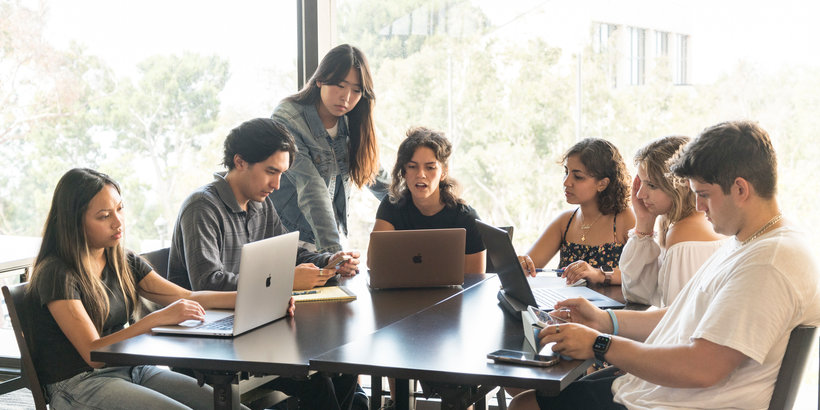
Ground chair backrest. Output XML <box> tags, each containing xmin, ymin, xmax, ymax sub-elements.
<box><xmin>140</xmin><ymin>247</ymin><xmax>170</xmax><ymax>279</ymax></box>
<box><xmin>2</xmin><ymin>283</ymin><xmax>48</xmax><ymax>409</ymax></box>
<box><xmin>485</xmin><ymin>226</ymin><xmax>514</xmax><ymax>274</ymax></box>
<box><xmin>768</xmin><ymin>324</ymin><xmax>817</xmax><ymax>410</ymax></box>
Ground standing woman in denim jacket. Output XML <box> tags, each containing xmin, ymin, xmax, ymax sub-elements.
<box><xmin>272</xmin><ymin>44</ymin><xmax>389</xmax><ymax>253</ymax></box>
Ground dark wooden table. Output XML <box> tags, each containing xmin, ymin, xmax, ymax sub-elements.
<box><xmin>310</xmin><ymin>275</ymin><xmax>625</xmax><ymax>410</ymax></box>
<box><xmin>91</xmin><ymin>272</ymin><xmax>490</xmax><ymax>409</ymax></box>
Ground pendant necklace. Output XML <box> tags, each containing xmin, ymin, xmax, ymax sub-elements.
<box><xmin>579</xmin><ymin>212</ymin><xmax>604</xmax><ymax>242</ymax></box>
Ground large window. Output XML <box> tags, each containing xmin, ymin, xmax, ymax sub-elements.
<box><xmin>673</xmin><ymin>33</ymin><xmax>689</xmax><ymax>85</ymax></box>
<box><xmin>334</xmin><ymin>1</ymin><xmax>819</xmax><ymax>406</ymax></box>
<box><xmin>628</xmin><ymin>26</ymin><xmax>646</xmax><ymax>85</ymax></box>
<box><xmin>0</xmin><ymin>0</ymin><xmax>297</xmax><ymax>252</ymax></box>
<box><xmin>1</xmin><ymin>0</ymin><xmax>818</xmax><ymax>406</ymax></box>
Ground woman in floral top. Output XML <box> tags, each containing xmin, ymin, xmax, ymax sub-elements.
<box><xmin>519</xmin><ymin>138</ymin><xmax>635</xmax><ymax>286</ymax></box>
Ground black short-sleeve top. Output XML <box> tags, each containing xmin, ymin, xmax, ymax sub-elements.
<box><xmin>27</xmin><ymin>251</ymin><xmax>152</xmax><ymax>385</ymax></box>
<box><xmin>375</xmin><ymin>198</ymin><xmax>486</xmax><ymax>255</ymax></box>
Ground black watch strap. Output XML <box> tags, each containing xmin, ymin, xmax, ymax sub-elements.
<box><xmin>593</xmin><ymin>334</ymin><xmax>612</xmax><ymax>362</ymax></box>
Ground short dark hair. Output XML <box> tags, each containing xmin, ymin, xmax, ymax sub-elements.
<box><xmin>562</xmin><ymin>138</ymin><xmax>631</xmax><ymax>215</ymax></box>
<box><xmin>670</xmin><ymin>121</ymin><xmax>777</xmax><ymax>198</ymax></box>
<box><xmin>389</xmin><ymin>126</ymin><xmax>464</xmax><ymax>208</ymax></box>
<box><xmin>222</xmin><ymin>118</ymin><xmax>297</xmax><ymax>170</ymax></box>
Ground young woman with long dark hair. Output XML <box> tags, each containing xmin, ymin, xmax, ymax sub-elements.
<box><xmin>26</xmin><ymin>168</ymin><xmax>280</xmax><ymax>409</ymax></box>
<box><xmin>272</xmin><ymin>44</ymin><xmax>388</xmax><ymax>253</ymax></box>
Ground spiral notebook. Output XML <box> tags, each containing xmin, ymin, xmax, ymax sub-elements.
<box><xmin>292</xmin><ymin>286</ymin><xmax>356</xmax><ymax>303</ymax></box>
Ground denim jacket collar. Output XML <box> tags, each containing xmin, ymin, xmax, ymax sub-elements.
<box><xmin>303</xmin><ymin>103</ymin><xmax>349</xmax><ymax>141</ymax></box>
<box><xmin>212</xmin><ymin>171</ymin><xmax>261</xmax><ymax>215</ymax></box>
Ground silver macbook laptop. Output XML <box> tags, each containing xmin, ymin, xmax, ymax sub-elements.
<box><xmin>475</xmin><ymin>220</ymin><xmax>625</xmax><ymax>314</ymax></box>
<box><xmin>368</xmin><ymin>228</ymin><xmax>465</xmax><ymax>289</ymax></box>
<box><xmin>152</xmin><ymin>231</ymin><xmax>298</xmax><ymax>337</ymax></box>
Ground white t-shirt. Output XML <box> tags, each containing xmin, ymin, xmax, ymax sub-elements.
<box><xmin>620</xmin><ymin>234</ymin><xmax>725</xmax><ymax>307</ymax></box>
<box><xmin>612</xmin><ymin>225</ymin><xmax>820</xmax><ymax>410</ymax></box>
<box><xmin>326</xmin><ymin>123</ymin><xmax>338</xmax><ymax>139</ymax></box>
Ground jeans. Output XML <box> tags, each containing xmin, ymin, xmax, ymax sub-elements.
<box><xmin>45</xmin><ymin>365</ymin><xmax>246</xmax><ymax>410</ymax></box>
<box><xmin>535</xmin><ymin>366</ymin><xmax>627</xmax><ymax>410</ymax></box>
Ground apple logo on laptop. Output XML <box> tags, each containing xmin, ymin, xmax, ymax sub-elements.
<box><xmin>412</xmin><ymin>253</ymin><xmax>422</xmax><ymax>264</ymax></box>
<box><xmin>265</xmin><ymin>274</ymin><xmax>271</xmax><ymax>287</ymax></box>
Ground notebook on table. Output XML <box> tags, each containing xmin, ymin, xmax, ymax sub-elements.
<box><xmin>151</xmin><ymin>231</ymin><xmax>298</xmax><ymax>337</ymax></box>
<box><xmin>292</xmin><ymin>286</ymin><xmax>356</xmax><ymax>303</ymax></box>
<box><xmin>475</xmin><ymin>220</ymin><xmax>625</xmax><ymax>315</ymax></box>
<box><xmin>368</xmin><ymin>228</ymin><xmax>465</xmax><ymax>289</ymax></box>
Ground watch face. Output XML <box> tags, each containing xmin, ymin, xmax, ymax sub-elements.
<box><xmin>593</xmin><ymin>335</ymin><xmax>611</xmax><ymax>352</ymax></box>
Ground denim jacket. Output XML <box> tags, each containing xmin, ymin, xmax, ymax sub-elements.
<box><xmin>272</xmin><ymin>100</ymin><xmax>389</xmax><ymax>253</ymax></box>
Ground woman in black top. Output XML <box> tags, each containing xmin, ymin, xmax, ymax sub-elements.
<box><xmin>370</xmin><ymin>127</ymin><xmax>486</xmax><ymax>273</ymax></box>
<box><xmin>26</xmin><ymin>168</ymin><xmax>291</xmax><ymax>409</ymax></box>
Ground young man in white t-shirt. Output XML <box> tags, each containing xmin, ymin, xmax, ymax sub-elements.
<box><xmin>509</xmin><ymin>120</ymin><xmax>820</xmax><ymax>410</ymax></box>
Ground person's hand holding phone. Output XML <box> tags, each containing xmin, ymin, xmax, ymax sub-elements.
<box><xmin>553</xmin><ymin>297</ymin><xmax>609</xmax><ymax>329</ymax></box>
<box><xmin>537</xmin><ymin>319</ymin><xmax>602</xmax><ymax>361</ymax></box>
<box><xmin>325</xmin><ymin>251</ymin><xmax>360</xmax><ymax>277</ymax></box>
<box><xmin>528</xmin><ymin>306</ymin><xmax>572</xmax><ymax>359</ymax></box>
<box><xmin>528</xmin><ymin>306</ymin><xmax>570</xmax><ymax>327</ymax></box>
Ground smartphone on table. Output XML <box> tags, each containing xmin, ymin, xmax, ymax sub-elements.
<box><xmin>487</xmin><ymin>349</ymin><xmax>560</xmax><ymax>367</ymax></box>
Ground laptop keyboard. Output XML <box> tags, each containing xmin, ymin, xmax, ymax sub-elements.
<box><xmin>198</xmin><ymin>315</ymin><xmax>234</xmax><ymax>331</ymax></box>
<box><xmin>532</xmin><ymin>288</ymin><xmax>566</xmax><ymax>309</ymax></box>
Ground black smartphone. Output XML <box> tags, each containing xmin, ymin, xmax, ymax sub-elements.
<box><xmin>487</xmin><ymin>349</ymin><xmax>560</xmax><ymax>367</ymax></box>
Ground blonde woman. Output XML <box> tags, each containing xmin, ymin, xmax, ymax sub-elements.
<box><xmin>620</xmin><ymin>136</ymin><xmax>723</xmax><ymax>306</ymax></box>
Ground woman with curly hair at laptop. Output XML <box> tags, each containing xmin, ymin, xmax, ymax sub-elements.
<box><xmin>369</xmin><ymin>126</ymin><xmax>487</xmax><ymax>274</ymax></box>
<box><xmin>519</xmin><ymin>138</ymin><xmax>635</xmax><ymax>286</ymax></box>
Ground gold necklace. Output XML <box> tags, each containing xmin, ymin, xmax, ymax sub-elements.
<box><xmin>741</xmin><ymin>213</ymin><xmax>782</xmax><ymax>246</ymax></box>
<box><xmin>579</xmin><ymin>212</ymin><xmax>604</xmax><ymax>242</ymax></box>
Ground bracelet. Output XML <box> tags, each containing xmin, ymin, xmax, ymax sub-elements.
<box><xmin>606</xmin><ymin>309</ymin><xmax>619</xmax><ymax>335</ymax></box>
<box><xmin>634</xmin><ymin>229</ymin><xmax>656</xmax><ymax>238</ymax></box>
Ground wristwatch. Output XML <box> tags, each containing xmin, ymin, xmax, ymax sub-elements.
<box><xmin>593</xmin><ymin>334</ymin><xmax>612</xmax><ymax>362</ymax></box>
<box><xmin>601</xmin><ymin>267</ymin><xmax>614</xmax><ymax>285</ymax></box>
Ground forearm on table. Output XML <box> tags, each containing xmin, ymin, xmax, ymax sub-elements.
<box><xmin>188</xmin><ymin>290</ymin><xmax>236</xmax><ymax>309</ymax></box>
<box><xmin>604</xmin><ymin>336</ymin><xmax>745</xmax><ymax>388</ymax></box>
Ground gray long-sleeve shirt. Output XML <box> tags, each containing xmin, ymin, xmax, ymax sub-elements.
<box><xmin>167</xmin><ymin>172</ymin><xmax>330</xmax><ymax>291</ymax></box>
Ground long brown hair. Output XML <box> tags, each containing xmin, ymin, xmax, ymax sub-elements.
<box><xmin>388</xmin><ymin>127</ymin><xmax>464</xmax><ymax>208</ymax></box>
<box><xmin>28</xmin><ymin>168</ymin><xmax>139</xmax><ymax>333</ymax></box>
<box><xmin>634</xmin><ymin>136</ymin><xmax>695</xmax><ymax>246</ymax></box>
<box><xmin>286</xmin><ymin>44</ymin><xmax>379</xmax><ymax>188</ymax></box>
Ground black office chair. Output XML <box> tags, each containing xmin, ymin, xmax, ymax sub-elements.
<box><xmin>485</xmin><ymin>225</ymin><xmax>514</xmax><ymax>274</ymax></box>
<box><xmin>137</xmin><ymin>247</ymin><xmax>171</xmax><ymax>316</ymax></box>
<box><xmin>2</xmin><ymin>283</ymin><xmax>48</xmax><ymax>410</ymax></box>
<box><xmin>768</xmin><ymin>324</ymin><xmax>817</xmax><ymax>410</ymax></box>
<box><xmin>140</xmin><ymin>247</ymin><xmax>170</xmax><ymax>278</ymax></box>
